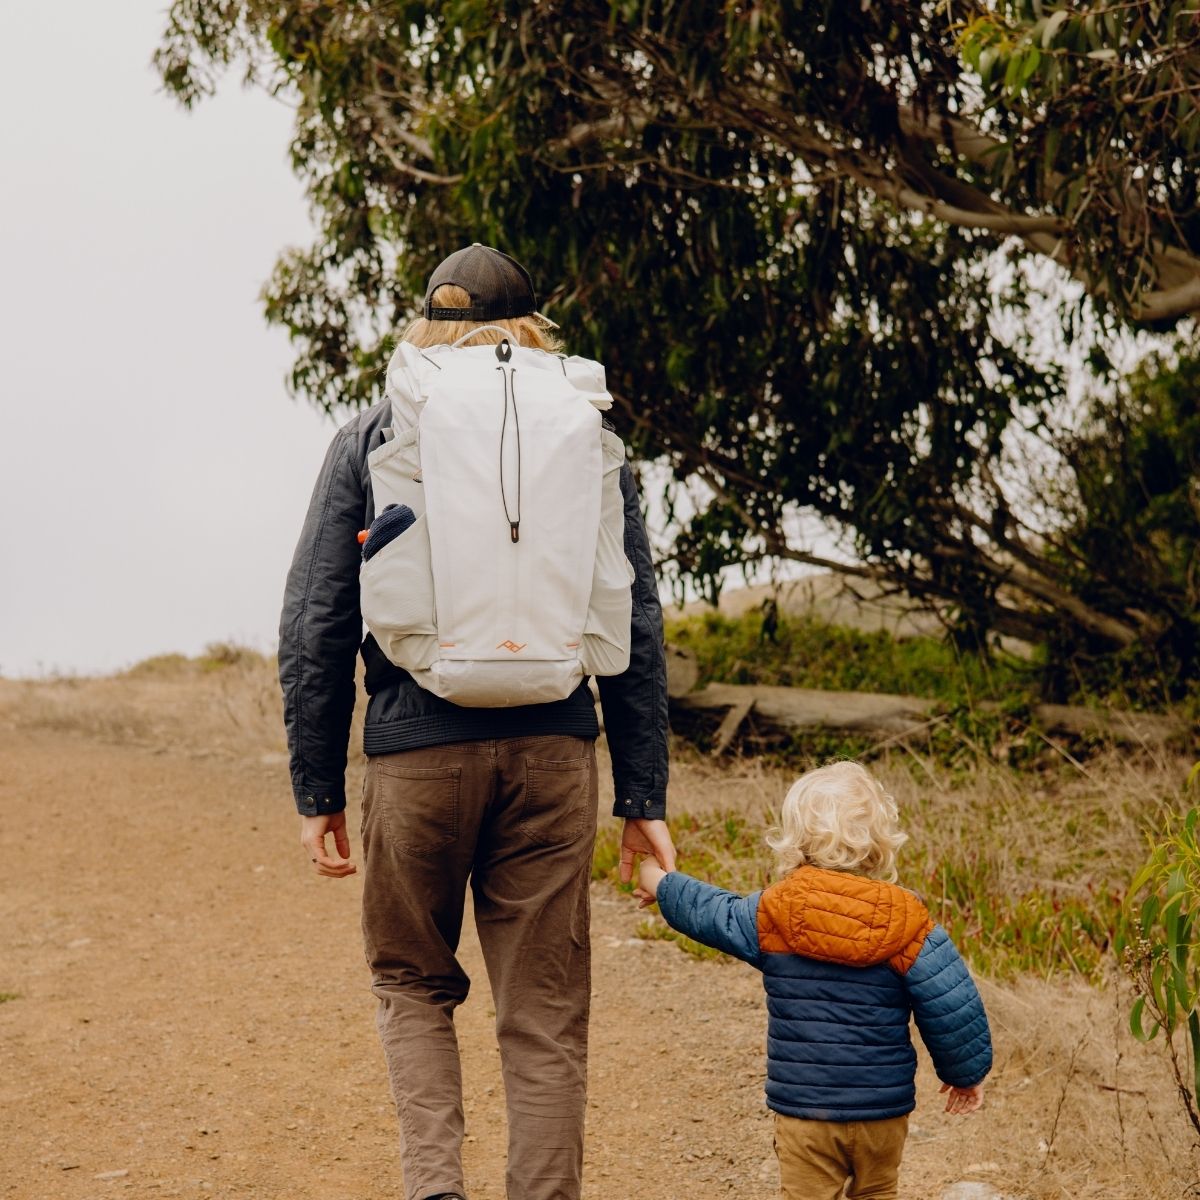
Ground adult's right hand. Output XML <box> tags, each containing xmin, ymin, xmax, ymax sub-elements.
<box><xmin>300</xmin><ymin>812</ymin><xmax>358</xmax><ymax>879</ymax></box>
<box><xmin>619</xmin><ymin>818</ymin><xmax>676</xmax><ymax>884</ymax></box>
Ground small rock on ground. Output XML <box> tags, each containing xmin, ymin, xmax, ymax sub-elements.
<box><xmin>941</xmin><ymin>1183</ymin><xmax>1009</xmax><ymax>1200</ymax></box>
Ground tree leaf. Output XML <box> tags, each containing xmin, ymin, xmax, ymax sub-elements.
<box><xmin>1041</xmin><ymin>9</ymin><xmax>1070</xmax><ymax>49</ymax></box>
<box><xmin>978</xmin><ymin>46</ymin><xmax>999</xmax><ymax>87</ymax></box>
<box><xmin>1018</xmin><ymin>47</ymin><xmax>1042</xmax><ymax>88</ymax></box>
<box><xmin>1131</xmin><ymin>995</ymin><xmax>1159</xmax><ymax>1041</ymax></box>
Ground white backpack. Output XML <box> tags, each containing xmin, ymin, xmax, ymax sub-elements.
<box><xmin>360</xmin><ymin>330</ymin><xmax>634</xmax><ymax>707</ymax></box>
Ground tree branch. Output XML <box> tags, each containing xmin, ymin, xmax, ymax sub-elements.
<box><xmin>933</xmin><ymin>542</ymin><xmax>1140</xmax><ymax>645</ymax></box>
<box><xmin>690</xmin><ymin>437</ymin><xmax>1139</xmax><ymax>646</ymax></box>
<box><xmin>358</xmin><ymin>94</ymin><xmax>457</xmax><ymax>181</ymax></box>
<box><xmin>1129</xmin><ymin>273</ymin><xmax>1200</xmax><ymax>322</ymax></box>
<box><xmin>549</xmin><ymin>110</ymin><xmax>650</xmax><ymax>154</ymax></box>
<box><xmin>371</xmin><ymin>139</ymin><xmax>463</xmax><ymax>186</ymax></box>
<box><xmin>885</xmin><ymin>182</ymin><xmax>1065</xmax><ymax>235</ymax></box>
<box><xmin>896</xmin><ymin>103</ymin><xmax>1200</xmax><ymax>317</ymax></box>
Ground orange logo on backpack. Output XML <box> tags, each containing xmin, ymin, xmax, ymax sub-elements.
<box><xmin>496</xmin><ymin>640</ymin><xmax>527</xmax><ymax>653</ymax></box>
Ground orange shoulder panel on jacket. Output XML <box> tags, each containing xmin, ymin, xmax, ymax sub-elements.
<box><xmin>886</xmin><ymin>892</ymin><xmax>935</xmax><ymax>974</ymax></box>
<box><xmin>756</xmin><ymin>867</ymin><xmax>933</xmax><ymax>971</ymax></box>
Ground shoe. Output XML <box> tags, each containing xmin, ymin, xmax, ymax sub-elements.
<box><xmin>423</xmin><ymin>1194</ymin><xmax>466</xmax><ymax>1200</ymax></box>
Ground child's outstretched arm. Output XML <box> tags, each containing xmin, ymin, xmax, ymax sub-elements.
<box><xmin>902</xmin><ymin>926</ymin><xmax>992</xmax><ymax>1112</ymax></box>
<box><xmin>639</xmin><ymin>862</ymin><xmax>763</xmax><ymax>967</ymax></box>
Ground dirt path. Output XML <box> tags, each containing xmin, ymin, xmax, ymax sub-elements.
<box><xmin>0</xmin><ymin>671</ymin><xmax>1192</xmax><ymax>1199</ymax></box>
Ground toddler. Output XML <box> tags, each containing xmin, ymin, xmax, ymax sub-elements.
<box><xmin>636</xmin><ymin>761</ymin><xmax>991</xmax><ymax>1200</ymax></box>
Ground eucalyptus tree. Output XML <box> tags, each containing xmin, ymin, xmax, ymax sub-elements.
<box><xmin>158</xmin><ymin>2</ymin><xmax>1200</xmax><ymax>690</ymax></box>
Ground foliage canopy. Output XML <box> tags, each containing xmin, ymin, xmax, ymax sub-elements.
<box><xmin>158</xmin><ymin>2</ymin><xmax>1200</xmax><ymax>696</ymax></box>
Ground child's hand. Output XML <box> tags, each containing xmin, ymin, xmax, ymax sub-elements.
<box><xmin>634</xmin><ymin>860</ymin><xmax>668</xmax><ymax>909</ymax></box>
<box><xmin>939</xmin><ymin>1081</ymin><xmax>984</xmax><ymax>1114</ymax></box>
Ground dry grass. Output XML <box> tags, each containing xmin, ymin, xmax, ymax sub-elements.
<box><xmin>596</xmin><ymin>741</ymin><xmax>1200</xmax><ymax>1196</ymax></box>
<box><xmin>959</xmin><ymin>972</ymin><xmax>1200</xmax><ymax>1198</ymax></box>
<box><xmin>0</xmin><ymin>647</ymin><xmax>294</xmax><ymax>759</ymax></box>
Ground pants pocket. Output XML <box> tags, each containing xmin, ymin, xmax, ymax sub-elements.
<box><xmin>519</xmin><ymin>753</ymin><xmax>594</xmax><ymax>847</ymax></box>
<box><xmin>375</xmin><ymin>762</ymin><xmax>461</xmax><ymax>857</ymax></box>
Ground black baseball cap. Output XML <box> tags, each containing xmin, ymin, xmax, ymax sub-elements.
<box><xmin>423</xmin><ymin>243</ymin><xmax>539</xmax><ymax>321</ymax></box>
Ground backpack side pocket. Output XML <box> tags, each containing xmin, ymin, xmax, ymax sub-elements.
<box><xmin>360</xmin><ymin>511</ymin><xmax>439</xmax><ymax>672</ymax></box>
<box><xmin>578</xmin><ymin>430</ymin><xmax>634</xmax><ymax>677</ymax></box>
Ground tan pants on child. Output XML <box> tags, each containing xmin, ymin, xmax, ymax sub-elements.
<box><xmin>775</xmin><ymin>1112</ymin><xmax>909</xmax><ymax>1199</ymax></box>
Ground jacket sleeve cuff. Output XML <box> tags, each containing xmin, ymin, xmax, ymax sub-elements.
<box><xmin>294</xmin><ymin>787</ymin><xmax>347</xmax><ymax>817</ymax></box>
<box><xmin>612</xmin><ymin>793</ymin><xmax>667</xmax><ymax>821</ymax></box>
<box><xmin>655</xmin><ymin>869</ymin><xmax>686</xmax><ymax>913</ymax></box>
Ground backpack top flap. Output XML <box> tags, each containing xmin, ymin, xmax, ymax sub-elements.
<box><xmin>384</xmin><ymin>339</ymin><xmax>614</xmax><ymax>435</ymax></box>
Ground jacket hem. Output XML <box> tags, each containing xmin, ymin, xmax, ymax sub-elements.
<box><xmin>767</xmin><ymin>1098</ymin><xmax>916</xmax><ymax>1122</ymax></box>
<box><xmin>363</xmin><ymin>710</ymin><xmax>601</xmax><ymax>756</ymax></box>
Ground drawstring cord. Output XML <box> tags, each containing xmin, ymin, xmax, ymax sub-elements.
<box><xmin>498</xmin><ymin>364</ymin><xmax>521</xmax><ymax>543</ymax></box>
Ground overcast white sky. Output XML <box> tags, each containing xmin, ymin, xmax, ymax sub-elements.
<box><xmin>0</xmin><ymin>2</ymin><xmax>339</xmax><ymax>677</ymax></box>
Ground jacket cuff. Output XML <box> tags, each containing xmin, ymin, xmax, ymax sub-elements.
<box><xmin>654</xmin><ymin>869</ymin><xmax>686</xmax><ymax>915</ymax></box>
<box><xmin>612</xmin><ymin>793</ymin><xmax>667</xmax><ymax>821</ymax></box>
<box><xmin>294</xmin><ymin>786</ymin><xmax>347</xmax><ymax>817</ymax></box>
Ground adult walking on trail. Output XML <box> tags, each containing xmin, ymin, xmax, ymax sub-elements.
<box><xmin>278</xmin><ymin>243</ymin><xmax>674</xmax><ymax>1200</ymax></box>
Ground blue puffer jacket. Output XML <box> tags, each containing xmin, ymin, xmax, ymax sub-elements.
<box><xmin>656</xmin><ymin>866</ymin><xmax>992</xmax><ymax>1121</ymax></box>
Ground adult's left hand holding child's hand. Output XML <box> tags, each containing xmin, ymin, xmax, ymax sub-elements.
<box><xmin>939</xmin><ymin>1081</ymin><xmax>984</xmax><ymax>1114</ymax></box>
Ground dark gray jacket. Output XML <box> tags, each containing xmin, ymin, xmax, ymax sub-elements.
<box><xmin>278</xmin><ymin>400</ymin><xmax>669</xmax><ymax>820</ymax></box>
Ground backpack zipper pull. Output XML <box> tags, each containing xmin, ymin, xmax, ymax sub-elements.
<box><xmin>497</xmin><ymin>359</ymin><xmax>522</xmax><ymax>545</ymax></box>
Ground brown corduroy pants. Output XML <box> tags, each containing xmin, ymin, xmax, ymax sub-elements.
<box><xmin>360</xmin><ymin>736</ymin><xmax>599</xmax><ymax>1200</ymax></box>
<box><xmin>774</xmin><ymin>1112</ymin><xmax>909</xmax><ymax>1200</ymax></box>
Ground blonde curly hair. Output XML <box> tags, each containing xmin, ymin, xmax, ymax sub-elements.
<box><xmin>401</xmin><ymin>284</ymin><xmax>562</xmax><ymax>352</ymax></box>
<box><xmin>765</xmin><ymin>761</ymin><xmax>908</xmax><ymax>881</ymax></box>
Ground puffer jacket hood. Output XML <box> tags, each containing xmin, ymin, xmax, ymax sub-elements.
<box><xmin>384</xmin><ymin>340</ymin><xmax>613</xmax><ymax>435</ymax></box>
<box><xmin>757</xmin><ymin>866</ymin><xmax>934</xmax><ymax>974</ymax></box>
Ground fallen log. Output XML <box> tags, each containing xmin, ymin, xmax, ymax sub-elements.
<box><xmin>665</xmin><ymin>643</ymin><xmax>700</xmax><ymax>698</ymax></box>
<box><xmin>668</xmin><ymin>682</ymin><xmax>1191</xmax><ymax>750</ymax></box>
<box><xmin>710</xmin><ymin>697</ymin><xmax>756</xmax><ymax>757</ymax></box>
<box><xmin>1031</xmin><ymin>703</ymin><xmax>1186</xmax><ymax>746</ymax></box>
<box><xmin>672</xmin><ymin>683</ymin><xmax>937</xmax><ymax>740</ymax></box>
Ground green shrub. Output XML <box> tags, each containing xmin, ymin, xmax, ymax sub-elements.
<box><xmin>1123</xmin><ymin>770</ymin><xmax>1200</xmax><ymax>1136</ymax></box>
<box><xmin>666</xmin><ymin>609</ymin><xmax>1052</xmax><ymax>768</ymax></box>
<box><xmin>124</xmin><ymin>653</ymin><xmax>194</xmax><ymax>677</ymax></box>
<box><xmin>665</xmin><ymin>609</ymin><xmax>1035</xmax><ymax>705</ymax></box>
<box><xmin>200</xmin><ymin>642</ymin><xmax>265</xmax><ymax>670</ymax></box>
